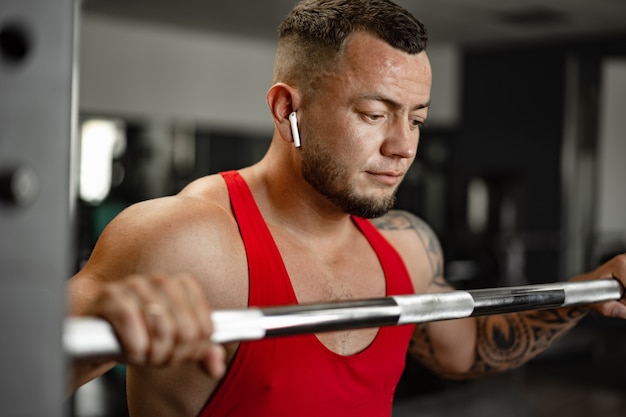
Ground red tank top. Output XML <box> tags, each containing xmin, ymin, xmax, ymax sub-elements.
<box><xmin>199</xmin><ymin>171</ymin><xmax>415</xmax><ymax>417</ymax></box>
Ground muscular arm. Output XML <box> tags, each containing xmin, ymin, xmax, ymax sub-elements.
<box><xmin>375</xmin><ymin>210</ymin><xmax>589</xmax><ymax>379</ymax></box>
<box><xmin>67</xmin><ymin>192</ymin><xmax>237</xmax><ymax>393</ymax></box>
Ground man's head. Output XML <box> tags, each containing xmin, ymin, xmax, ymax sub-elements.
<box><xmin>273</xmin><ymin>0</ymin><xmax>428</xmax><ymax>100</ymax></box>
<box><xmin>267</xmin><ymin>0</ymin><xmax>431</xmax><ymax>219</ymax></box>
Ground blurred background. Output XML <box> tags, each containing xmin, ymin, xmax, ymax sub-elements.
<box><xmin>5</xmin><ymin>0</ymin><xmax>626</xmax><ymax>416</ymax></box>
<box><xmin>75</xmin><ymin>1</ymin><xmax>626</xmax><ymax>416</ymax></box>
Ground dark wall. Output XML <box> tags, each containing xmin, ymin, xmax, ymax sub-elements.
<box><xmin>458</xmin><ymin>47</ymin><xmax>566</xmax><ymax>227</ymax></box>
<box><xmin>449</xmin><ymin>46</ymin><xmax>568</xmax><ymax>286</ymax></box>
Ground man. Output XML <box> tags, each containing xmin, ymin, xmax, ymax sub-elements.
<box><xmin>68</xmin><ymin>0</ymin><xmax>626</xmax><ymax>416</ymax></box>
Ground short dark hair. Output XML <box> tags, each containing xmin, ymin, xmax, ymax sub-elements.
<box><xmin>273</xmin><ymin>0</ymin><xmax>428</xmax><ymax>98</ymax></box>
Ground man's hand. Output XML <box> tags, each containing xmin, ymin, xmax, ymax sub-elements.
<box><xmin>83</xmin><ymin>273</ymin><xmax>226</xmax><ymax>378</ymax></box>
<box><xmin>572</xmin><ymin>253</ymin><xmax>626</xmax><ymax>319</ymax></box>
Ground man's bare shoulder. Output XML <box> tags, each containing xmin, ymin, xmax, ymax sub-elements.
<box><xmin>108</xmin><ymin>174</ymin><xmax>234</xmax><ymax>246</ymax></box>
<box><xmin>371</xmin><ymin>210</ymin><xmax>447</xmax><ymax>292</ymax></box>
<box><xmin>371</xmin><ymin>209</ymin><xmax>426</xmax><ymax>232</ymax></box>
<box><xmin>76</xmin><ymin>174</ymin><xmax>247</xmax><ymax>304</ymax></box>
<box><xmin>371</xmin><ymin>210</ymin><xmax>436</xmax><ymax>246</ymax></box>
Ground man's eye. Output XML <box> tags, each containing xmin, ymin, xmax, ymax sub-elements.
<box><xmin>363</xmin><ymin>113</ymin><xmax>385</xmax><ymax>122</ymax></box>
<box><xmin>411</xmin><ymin>119</ymin><xmax>426</xmax><ymax>129</ymax></box>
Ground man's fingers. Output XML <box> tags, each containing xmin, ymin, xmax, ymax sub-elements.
<box><xmin>180</xmin><ymin>274</ymin><xmax>215</xmax><ymax>340</ymax></box>
<box><xmin>578</xmin><ymin>254</ymin><xmax>626</xmax><ymax>319</ymax></box>
<box><xmin>594</xmin><ymin>300</ymin><xmax>626</xmax><ymax>319</ymax></box>
<box><xmin>142</xmin><ymin>300</ymin><xmax>177</xmax><ymax>365</ymax></box>
<box><xmin>88</xmin><ymin>273</ymin><xmax>223</xmax><ymax>372</ymax></box>
<box><xmin>202</xmin><ymin>344</ymin><xmax>227</xmax><ymax>379</ymax></box>
<box><xmin>149</xmin><ymin>273</ymin><xmax>210</xmax><ymax>364</ymax></box>
<box><xmin>90</xmin><ymin>280</ymin><xmax>150</xmax><ymax>364</ymax></box>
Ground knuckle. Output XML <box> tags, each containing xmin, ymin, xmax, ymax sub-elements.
<box><xmin>125</xmin><ymin>341</ymin><xmax>148</xmax><ymax>364</ymax></box>
<box><xmin>614</xmin><ymin>253</ymin><xmax>626</xmax><ymax>268</ymax></box>
<box><xmin>126</xmin><ymin>277</ymin><xmax>149</xmax><ymax>293</ymax></box>
<box><xmin>178</xmin><ymin>321</ymin><xmax>201</xmax><ymax>343</ymax></box>
<box><xmin>148</xmin><ymin>333</ymin><xmax>174</xmax><ymax>365</ymax></box>
<box><xmin>152</xmin><ymin>313</ymin><xmax>175</xmax><ymax>338</ymax></box>
<box><xmin>98</xmin><ymin>283</ymin><xmax>124</xmax><ymax>303</ymax></box>
<box><xmin>150</xmin><ymin>273</ymin><xmax>171</xmax><ymax>290</ymax></box>
<box><xmin>149</xmin><ymin>345</ymin><xmax>171</xmax><ymax>366</ymax></box>
<box><xmin>109</xmin><ymin>303</ymin><xmax>136</xmax><ymax>325</ymax></box>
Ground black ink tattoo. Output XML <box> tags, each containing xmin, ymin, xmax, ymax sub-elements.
<box><xmin>373</xmin><ymin>210</ymin><xmax>446</xmax><ymax>288</ymax></box>
<box><xmin>408</xmin><ymin>324</ymin><xmax>436</xmax><ymax>366</ymax></box>
<box><xmin>410</xmin><ymin>307</ymin><xmax>588</xmax><ymax>378</ymax></box>
<box><xmin>467</xmin><ymin>307</ymin><xmax>588</xmax><ymax>376</ymax></box>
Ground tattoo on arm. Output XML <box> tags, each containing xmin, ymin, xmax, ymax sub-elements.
<box><xmin>373</xmin><ymin>210</ymin><xmax>446</xmax><ymax>288</ymax></box>
<box><xmin>408</xmin><ymin>323</ymin><xmax>437</xmax><ymax>367</ymax></box>
<box><xmin>410</xmin><ymin>307</ymin><xmax>588</xmax><ymax>378</ymax></box>
<box><xmin>467</xmin><ymin>307</ymin><xmax>588</xmax><ymax>376</ymax></box>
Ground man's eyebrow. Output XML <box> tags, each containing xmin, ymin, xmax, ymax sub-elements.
<box><xmin>412</xmin><ymin>100</ymin><xmax>430</xmax><ymax>111</ymax></box>
<box><xmin>355</xmin><ymin>93</ymin><xmax>430</xmax><ymax>111</ymax></box>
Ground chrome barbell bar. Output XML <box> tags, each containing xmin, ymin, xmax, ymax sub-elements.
<box><xmin>64</xmin><ymin>279</ymin><xmax>623</xmax><ymax>360</ymax></box>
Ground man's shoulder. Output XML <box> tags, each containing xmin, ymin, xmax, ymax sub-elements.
<box><xmin>371</xmin><ymin>210</ymin><xmax>432</xmax><ymax>234</ymax></box>
<box><xmin>102</xmin><ymin>174</ymin><xmax>238</xmax><ymax>256</ymax></box>
<box><xmin>177</xmin><ymin>173</ymin><xmax>230</xmax><ymax>203</ymax></box>
<box><xmin>370</xmin><ymin>209</ymin><xmax>439</xmax><ymax>259</ymax></box>
<box><xmin>124</xmin><ymin>174</ymin><xmax>232</xmax><ymax>225</ymax></box>
<box><xmin>103</xmin><ymin>175</ymin><xmax>247</xmax><ymax>291</ymax></box>
<box><xmin>371</xmin><ymin>210</ymin><xmax>445</xmax><ymax>292</ymax></box>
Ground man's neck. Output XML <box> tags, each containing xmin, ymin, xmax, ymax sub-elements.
<box><xmin>240</xmin><ymin>161</ymin><xmax>356</xmax><ymax>240</ymax></box>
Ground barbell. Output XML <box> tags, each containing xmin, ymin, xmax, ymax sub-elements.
<box><xmin>64</xmin><ymin>278</ymin><xmax>623</xmax><ymax>360</ymax></box>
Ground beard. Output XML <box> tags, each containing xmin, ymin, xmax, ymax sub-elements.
<box><xmin>300</xmin><ymin>137</ymin><xmax>397</xmax><ymax>219</ymax></box>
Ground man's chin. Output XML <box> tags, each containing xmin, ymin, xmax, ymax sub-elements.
<box><xmin>344</xmin><ymin>196</ymin><xmax>396</xmax><ymax>219</ymax></box>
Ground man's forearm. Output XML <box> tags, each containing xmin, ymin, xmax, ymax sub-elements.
<box><xmin>410</xmin><ymin>306</ymin><xmax>588</xmax><ymax>379</ymax></box>
<box><xmin>468</xmin><ymin>306</ymin><xmax>588</xmax><ymax>375</ymax></box>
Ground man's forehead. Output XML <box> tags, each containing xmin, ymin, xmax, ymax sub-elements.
<box><xmin>340</xmin><ymin>32</ymin><xmax>431</xmax><ymax>77</ymax></box>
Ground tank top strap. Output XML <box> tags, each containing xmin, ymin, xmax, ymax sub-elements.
<box><xmin>219</xmin><ymin>171</ymin><xmax>297</xmax><ymax>306</ymax></box>
<box><xmin>351</xmin><ymin>216</ymin><xmax>415</xmax><ymax>296</ymax></box>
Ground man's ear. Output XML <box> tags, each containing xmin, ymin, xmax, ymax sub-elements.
<box><xmin>267</xmin><ymin>83</ymin><xmax>302</xmax><ymax>145</ymax></box>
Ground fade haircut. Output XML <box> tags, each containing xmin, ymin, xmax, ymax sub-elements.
<box><xmin>273</xmin><ymin>0</ymin><xmax>428</xmax><ymax>98</ymax></box>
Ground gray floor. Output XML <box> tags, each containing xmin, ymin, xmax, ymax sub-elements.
<box><xmin>394</xmin><ymin>379</ymin><xmax>540</xmax><ymax>417</ymax></box>
<box><xmin>393</xmin><ymin>370</ymin><xmax>626</xmax><ymax>417</ymax></box>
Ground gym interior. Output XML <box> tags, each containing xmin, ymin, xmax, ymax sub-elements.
<box><xmin>1</xmin><ymin>1</ymin><xmax>625</xmax><ymax>416</ymax></box>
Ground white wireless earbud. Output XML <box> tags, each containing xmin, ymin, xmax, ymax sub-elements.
<box><xmin>289</xmin><ymin>111</ymin><xmax>301</xmax><ymax>148</ymax></box>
